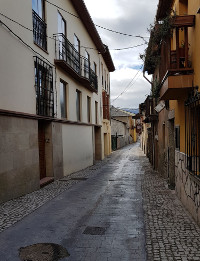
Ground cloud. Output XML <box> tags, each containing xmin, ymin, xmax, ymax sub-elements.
<box><xmin>110</xmin><ymin>68</ymin><xmax>152</xmax><ymax>108</ymax></box>
<box><xmin>84</xmin><ymin>0</ymin><xmax>158</xmax><ymax>108</ymax></box>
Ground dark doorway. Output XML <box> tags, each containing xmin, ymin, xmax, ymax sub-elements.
<box><xmin>38</xmin><ymin>121</ymin><xmax>46</xmax><ymax>180</ymax></box>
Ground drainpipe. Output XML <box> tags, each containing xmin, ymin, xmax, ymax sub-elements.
<box><xmin>143</xmin><ymin>70</ymin><xmax>152</xmax><ymax>85</ymax></box>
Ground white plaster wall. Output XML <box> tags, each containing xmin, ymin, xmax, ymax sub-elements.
<box><xmin>0</xmin><ymin>0</ymin><xmax>109</xmax><ymax>123</ymax></box>
<box><xmin>62</xmin><ymin>124</ymin><xmax>93</xmax><ymax>175</ymax></box>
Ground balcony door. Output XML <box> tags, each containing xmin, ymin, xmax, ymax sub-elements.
<box><xmin>32</xmin><ymin>0</ymin><xmax>44</xmax><ymax>19</ymax></box>
<box><xmin>58</xmin><ymin>12</ymin><xmax>66</xmax><ymax>60</ymax></box>
<box><xmin>84</xmin><ymin>51</ymin><xmax>90</xmax><ymax>79</ymax></box>
<box><xmin>74</xmin><ymin>34</ymin><xmax>80</xmax><ymax>74</ymax></box>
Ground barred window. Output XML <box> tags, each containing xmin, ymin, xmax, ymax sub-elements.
<box><xmin>32</xmin><ymin>0</ymin><xmax>47</xmax><ymax>50</ymax></box>
<box><xmin>34</xmin><ymin>57</ymin><xmax>54</xmax><ymax>117</ymax></box>
<box><xmin>185</xmin><ymin>91</ymin><xmax>200</xmax><ymax>176</ymax></box>
<box><xmin>60</xmin><ymin>80</ymin><xmax>67</xmax><ymax>119</ymax></box>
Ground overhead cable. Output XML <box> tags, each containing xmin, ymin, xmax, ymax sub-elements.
<box><xmin>0</xmin><ymin>12</ymin><xmax>147</xmax><ymax>51</ymax></box>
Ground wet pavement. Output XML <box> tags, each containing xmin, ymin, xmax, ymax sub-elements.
<box><xmin>1</xmin><ymin>143</ymin><xmax>200</xmax><ymax>261</ymax></box>
<box><xmin>0</xmin><ymin>143</ymin><xmax>146</xmax><ymax>261</ymax></box>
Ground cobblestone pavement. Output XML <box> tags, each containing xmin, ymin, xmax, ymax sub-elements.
<box><xmin>0</xmin><ymin>143</ymin><xmax>146</xmax><ymax>261</ymax></box>
<box><xmin>0</xmin><ymin>155</ymin><xmax>114</xmax><ymax>233</ymax></box>
<box><xmin>1</xmin><ymin>143</ymin><xmax>200</xmax><ymax>261</ymax></box>
<box><xmin>142</xmin><ymin>159</ymin><xmax>200</xmax><ymax>261</ymax></box>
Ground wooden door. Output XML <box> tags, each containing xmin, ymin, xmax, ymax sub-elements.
<box><xmin>38</xmin><ymin>121</ymin><xmax>46</xmax><ymax>180</ymax></box>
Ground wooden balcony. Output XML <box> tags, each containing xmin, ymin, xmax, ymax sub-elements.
<box><xmin>173</xmin><ymin>15</ymin><xmax>195</xmax><ymax>28</ymax></box>
<box><xmin>160</xmin><ymin>71</ymin><xmax>194</xmax><ymax>100</ymax></box>
<box><xmin>158</xmin><ymin>15</ymin><xmax>195</xmax><ymax>100</ymax></box>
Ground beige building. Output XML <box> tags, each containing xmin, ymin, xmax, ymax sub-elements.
<box><xmin>0</xmin><ymin>0</ymin><xmax>115</xmax><ymax>203</ymax></box>
<box><xmin>111</xmin><ymin>106</ymin><xmax>134</xmax><ymax>150</ymax></box>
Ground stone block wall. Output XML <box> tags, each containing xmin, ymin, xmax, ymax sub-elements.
<box><xmin>0</xmin><ymin>116</ymin><xmax>40</xmax><ymax>203</ymax></box>
<box><xmin>175</xmin><ymin>150</ymin><xmax>200</xmax><ymax>225</ymax></box>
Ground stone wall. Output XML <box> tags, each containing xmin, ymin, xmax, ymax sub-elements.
<box><xmin>0</xmin><ymin>116</ymin><xmax>40</xmax><ymax>203</ymax></box>
<box><xmin>175</xmin><ymin>150</ymin><xmax>200</xmax><ymax>225</ymax></box>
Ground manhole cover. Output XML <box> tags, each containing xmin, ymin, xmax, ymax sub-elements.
<box><xmin>19</xmin><ymin>243</ymin><xmax>70</xmax><ymax>261</ymax></box>
<box><xmin>70</xmin><ymin>177</ymin><xmax>88</xmax><ymax>181</ymax></box>
<box><xmin>83</xmin><ymin>226</ymin><xmax>106</xmax><ymax>235</ymax></box>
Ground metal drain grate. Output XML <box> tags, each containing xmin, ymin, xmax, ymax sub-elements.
<box><xmin>70</xmin><ymin>177</ymin><xmax>88</xmax><ymax>181</ymax></box>
<box><xmin>19</xmin><ymin>243</ymin><xmax>70</xmax><ymax>261</ymax></box>
<box><xmin>83</xmin><ymin>226</ymin><xmax>106</xmax><ymax>235</ymax></box>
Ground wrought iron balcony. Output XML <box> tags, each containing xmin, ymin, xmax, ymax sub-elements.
<box><xmin>32</xmin><ymin>10</ymin><xmax>47</xmax><ymax>51</ymax></box>
<box><xmin>54</xmin><ymin>33</ymin><xmax>98</xmax><ymax>92</ymax></box>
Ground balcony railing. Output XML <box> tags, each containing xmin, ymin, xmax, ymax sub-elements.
<box><xmin>159</xmin><ymin>15</ymin><xmax>195</xmax><ymax>83</ymax></box>
<box><xmin>32</xmin><ymin>10</ymin><xmax>47</xmax><ymax>50</ymax></box>
<box><xmin>185</xmin><ymin>91</ymin><xmax>200</xmax><ymax>177</ymax></box>
<box><xmin>54</xmin><ymin>33</ymin><xmax>98</xmax><ymax>92</ymax></box>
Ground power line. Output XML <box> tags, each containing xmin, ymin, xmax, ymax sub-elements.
<box><xmin>111</xmin><ymin>66</ymin><xmax>143</xmax><ymax>103</ymax></box>
<box><xmin>0</xmin><ymin>20</ymin><xmax>54</xmax><ymax>67</ymax></box>
<box><xmin>45</xmin><ymin>0</ymin><xmax>149</xmax><ymax>40</ymax></box>
<box><xmin>0</xmin><ymin>12</ymin><xmax>147</xmax><ymax>51</ymax></box>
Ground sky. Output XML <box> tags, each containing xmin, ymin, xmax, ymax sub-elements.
<box><xmin>84</xmin><ymin>0</ymin><xmax>159</xmax><ymax>109</ymax></box>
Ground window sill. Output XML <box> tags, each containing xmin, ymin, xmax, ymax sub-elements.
<box><xmin>34</xmin><ymin>41</ymin><xmax>49</xmax><ymax>54</ymax></box>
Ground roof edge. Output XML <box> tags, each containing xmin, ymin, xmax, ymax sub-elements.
<box><xmin>71</xmin><ymin>0</ymin><xmax>115</xmax><ymax>72</ymax></box>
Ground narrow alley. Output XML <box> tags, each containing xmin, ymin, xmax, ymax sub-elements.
<box><xmin>1</xmin><ymin>143</ymin><xmax>200</xmax><ymax>261</ymax></box>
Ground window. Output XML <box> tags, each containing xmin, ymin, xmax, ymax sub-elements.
<box><xmin>84</xmin><ymin>51</ymin><xmax>90</xmax><ymax>79</ymax></box>
<box><xmin>76</xmin><ymin>90</ymin><xmax>81</xmax><ymax>121</ymax></box>
<box><xmin>107</xmin><ymin>74</ymin><xmax>109</xmax><ymax>92</ymax></box>
<box><xmin>73</xmin><ymin>35</ymin><xmax>81</xmax><ymax>74</ymax></box>
<box><xmin>185</xmin><ymin>92</ymin><xmax>200</xmax><ymax>176</ymax></box>
<box><xmin>32</xmin><ymin>0</ymin><xmax>47</xmax><ymax>50</ymax></box>
<box><xmin>101</xmin><ymin>63</ymin><xmax>103</xmax><ymax>85</ymax></box>
<box><xmin>32</xmin><ymin>0</ymin><xmax>44</xmax><ymax>19</ymax></box>
<box><xmin>95</xmin><ymin>101</ymin><xmax>98</xmax><ymax>124</ymax></box>
<box><xmin>104</xmin><ymin>69</ymin><xmax>106</xmax><ymax>90</ymax></box>
<box><xmin>175</xmin><ymin>126</ymin><xmax>180</xmax><ymax>150</ymax></box>
<box><xmin>87</xmin><ymin>96</ymin><xmax>91</xmax><ymax>123</ymax></box>
<box><xmin>74</xmin><ymin>34</ymin><xmax>80</xmax><ymax>53</ymax></box>
<box><xmin>58</xmin><ymin>12</ymin><xmax>66</xmax><ymax>60</ymax></box>
<box><xmin>93</xmin><ymin>62</ymin><xmax>97</xmax><ymax>74</ymax></box>
<box><xmin>60</xmin><ymin>80</ymin><xmax>67</xmax><ymax>118</ymax></box>
<box><xmin>58</xmin><ymin>12</ymin><xmax>66</xmax><ymax>35</ymax></box>
<box><xmin>34</xmin><ymin>57</ymin><xmax>54</xmax><ymax>117</ymax></box>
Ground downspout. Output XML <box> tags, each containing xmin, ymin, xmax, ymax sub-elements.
<box><xmin>143</xmin><ymin>70</ymin><xmax>152</xmax><ymax>85</ymax></box>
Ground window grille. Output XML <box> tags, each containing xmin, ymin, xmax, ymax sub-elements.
<box><xmin>34</xmin><ymin>57</ymin><xmax>54</xmax><ymax>117</ymax></box>
<box><xmin>32</xmin><ymin>10</ymin><xmax>47</xmax><ymax>50</ymax></box>
<box><xmin>185</xmin><ymin>90</ymin><xmax>200</xmax><ymax>176</ymax></box>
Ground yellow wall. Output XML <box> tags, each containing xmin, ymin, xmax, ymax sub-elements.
<box><xmin>169</xmin><ymin>0</ymin><xmax>200</xmax><ymax>153</ymax></box>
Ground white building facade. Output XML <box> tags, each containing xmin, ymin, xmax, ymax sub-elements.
<box><xmin>0</xmin><ymin>0</ymin><xmax>115</xmax><ymax>203</ymax></box>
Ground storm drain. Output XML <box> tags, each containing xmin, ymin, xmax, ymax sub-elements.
<box><xmin>70</xmin><ymin>177</ymin><xmax>88</xmax><ymax>181</ymax></box>
<box><xmin>19</xmin><ymin>243</ymin><xmax>70</xmax><ymax>261</ymax></box>
<box><xmin>83</xmin><ymin>226</ymin><xmax>106</xmax><ymax>235</ymax></box>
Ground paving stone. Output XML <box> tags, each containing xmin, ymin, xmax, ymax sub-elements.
<box><xmin>142</xmin><ymin>148</ymin><xmax>200</xmax><ymax>261</ymax></box>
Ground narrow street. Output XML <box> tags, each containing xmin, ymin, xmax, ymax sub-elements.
<box><xmin>0</xmin><ymin>143</ymin><xmax>200</xmax><ymax>261</ymax></box>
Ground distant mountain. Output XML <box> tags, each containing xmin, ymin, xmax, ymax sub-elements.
<box><xmin>121</xmin><ymin>108</ymin><xmax>139</xmax><ymax>114</ymax></box>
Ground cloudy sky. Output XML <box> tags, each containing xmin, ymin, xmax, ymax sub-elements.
<box><xmin>84</xmin><ymin>0</ymin><xmax>159</xmax><ymax>108</ymax></box>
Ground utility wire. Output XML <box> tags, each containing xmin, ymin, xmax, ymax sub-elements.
<box><xmin>0</xmin><ymin>12</ymin><xmax>147</xmax><ymax>51</ymax></box>
<box><xmin>111</xmin><ymin>66</ymin><xmax>143</xmax><ymax>103</ymax></box>
<box><xmin>0</xmin><ymin>20</ymin><xmax>54</xmax><ymax>67</ymax></box>
<box><xmin>45</xmin><ymin>0</ymin><xmax>149</xmax><ymax>40</ymax></box>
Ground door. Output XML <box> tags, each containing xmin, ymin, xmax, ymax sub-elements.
<box><xmin>38</xmin><ymin>121</ymin><xmax>46</xmax><ymax>180</ymax></box>
<box><xmin>58</xmin><ymin>12</ymin><xmax>66</xmax><ymax>60</ymax></box>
